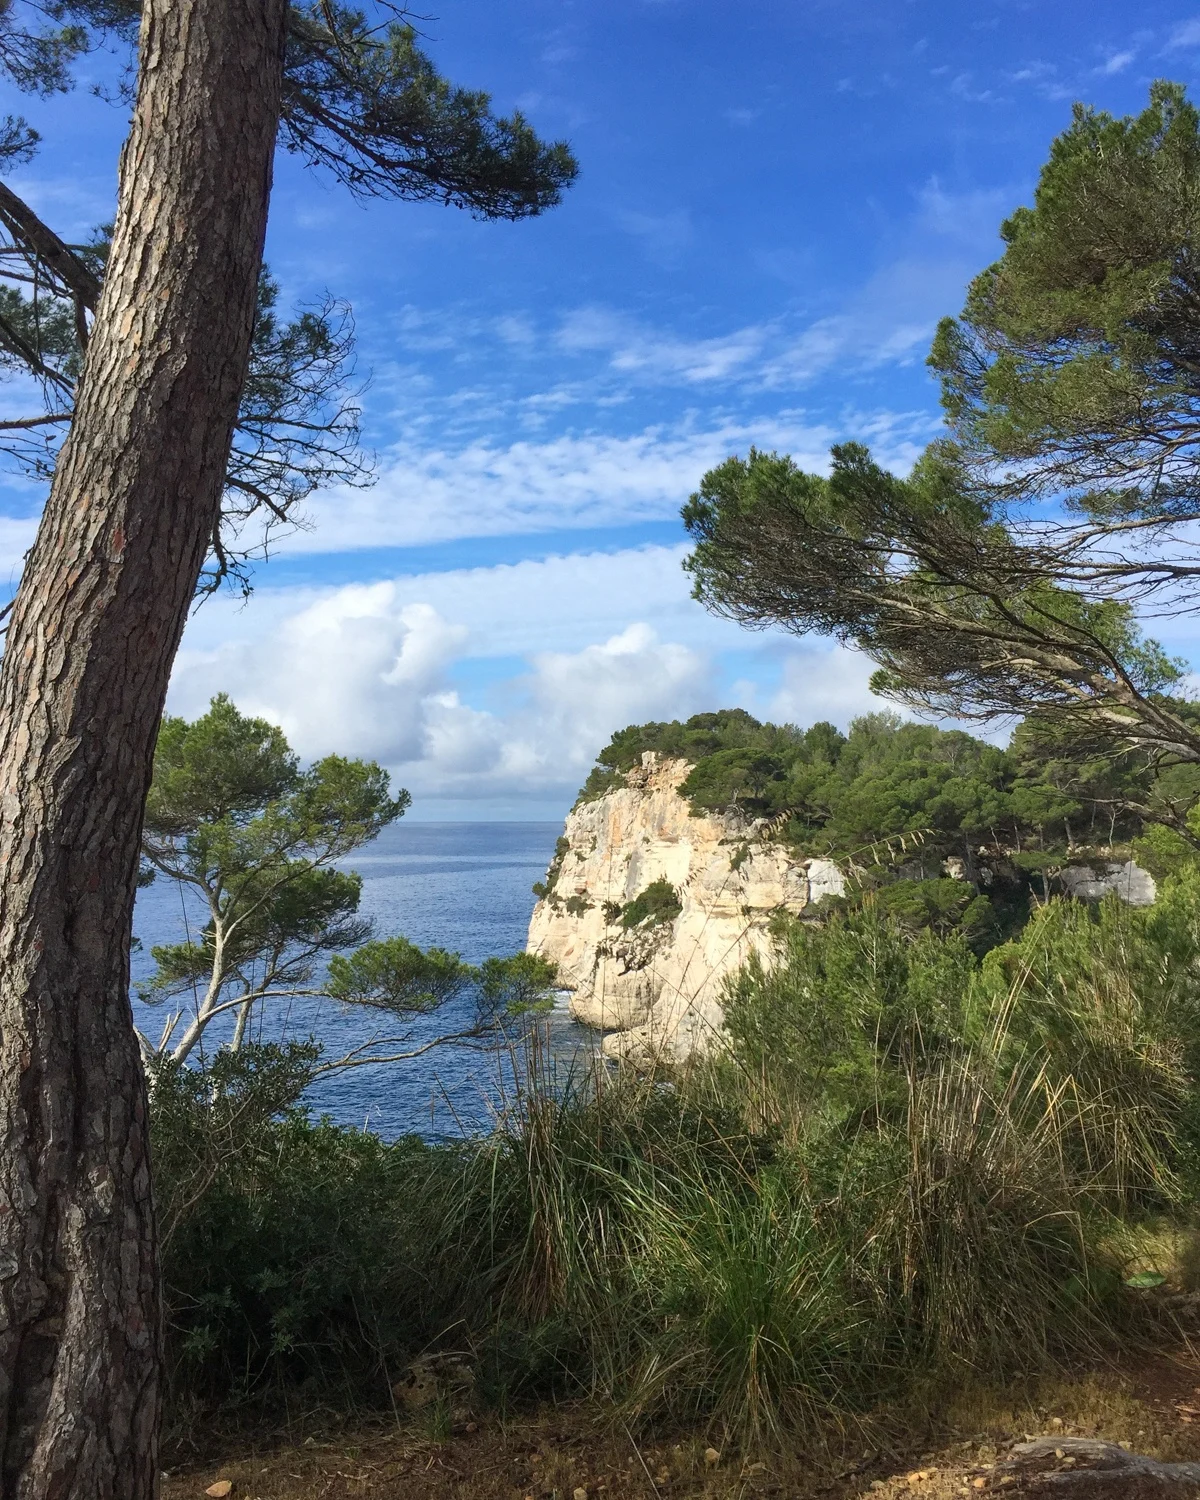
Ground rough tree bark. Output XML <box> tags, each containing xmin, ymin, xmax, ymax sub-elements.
<box><xmin>0</xmin><ymin>0</ymin><xmax>290</xmax><ymax>1491</ymax></box>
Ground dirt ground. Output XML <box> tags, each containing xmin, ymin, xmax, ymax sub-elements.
<box><xmin>165</xmin><ymin>1344</ymin><xmax>1200</xmax><ymax>1500</ymax></box>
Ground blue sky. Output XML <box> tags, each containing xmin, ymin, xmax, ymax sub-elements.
<box><xmin>4</xmin><ymin>0</ymin><xmax>1200</xmax><ymax>817</ymax></box>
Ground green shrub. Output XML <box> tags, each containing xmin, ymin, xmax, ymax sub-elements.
<box><xmin>619</xmin><ymin>878</ymin><xmax>682</xmax><ymax>929</ymax></box>
<box><xmin>152</xmin><ymin>1044</ymin><xmax>469</xmax><ymax>1405</ymax></box>
<box><xmin>532</xmin><ymin>835</ymin><xmax>570</xmax><ymax>898</ymax></box>
<box><xmin>154</xmin><ymin>882</ymin><xmax>1200</xmax><ymax>1446</ymax></box>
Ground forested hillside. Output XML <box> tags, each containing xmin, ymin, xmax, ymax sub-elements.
<box><xmin>575</xmin><ymin>708</ymin><xmax>1200</xmax><ymax>949</ymax></box>
<box><xmin>581</xmin><ymin>706</ymin><xmax>1200</xmax><ymax>853</ymax></box>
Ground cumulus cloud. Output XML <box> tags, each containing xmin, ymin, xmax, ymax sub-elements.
<box><xmin>171</xmin><ymin>586</ymin><xmax>469</xmax><ymax>763</ymax></box>
<box><xmin>173</xmin><ymin>601</ymin><xmax>715</xmax><ymax>809</ymax></box>
<box><xmin>169</xmin><ymin>551</ymin><xmax>727</xmax><ymax>805</ymax></box>
<box><xmin>768</xmin><ymin>649</ymin><xmax>887</xmax><ymax>727</ymax></box>
<box><xmin>168</xmin><ymin>549</ymin><xmax>890</xmax><ymax>814</ymax></box>
<box><xmin>523</xmin><ymin>623</ymin><xmax>712</xmax><ymax>768</ymax></box>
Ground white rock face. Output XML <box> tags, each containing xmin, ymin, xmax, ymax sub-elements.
<box><xmin>527</xmin><ymin>753</ymin><xmax>1160</xmax><ymax>1062</ymax></box>
<box><xmin>1057</xmin><ymin>859</ymin><xmax>1157</xmax><ymax>907</ymax></box>
<box><xmin>526</xmin><ymin>753</ymin><xmax>844</xmax><ymax>1062</ymax></box>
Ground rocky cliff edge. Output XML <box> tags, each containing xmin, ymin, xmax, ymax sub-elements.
<box><xmin>525</xmin><ymin>752</ymin><xmax>843</xmax><ymax>1063</ymax></box>
<box><xmin>526</xmin><ymin>751</ymin><xmax>1159</xmax><ymax>1065</ymax></box>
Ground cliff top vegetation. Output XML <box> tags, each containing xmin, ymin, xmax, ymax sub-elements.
<box><xmin>576</xmin><ymin>707</ymin><xmax>1200</xmax><ymax>870</ymax></box>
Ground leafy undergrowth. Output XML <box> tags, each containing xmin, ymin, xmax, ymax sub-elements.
<box><xmin>164</xmin><ymin>1343</ymin><xmax>1200</xmax><ymax>1500</ymax></box>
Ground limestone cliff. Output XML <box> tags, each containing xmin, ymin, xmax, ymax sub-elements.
<box><xmin>526</xmin><ymin>751</ymin><xmax>1159</xmax><ymax>1063</ymax></box>
<box><xmin>525</xmin><ymin>752</ymin><xmax>843</xmax><ymax>1061</ymax></box>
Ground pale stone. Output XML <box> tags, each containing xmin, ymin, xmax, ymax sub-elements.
<box><xmin>1057</xmin><ymin>859</ymin><xmax>1156</xmax><ymax>906</ymax></box>
<box><xmin>528</xmin><ymin>755</ymin><xmax>1158</xmax><ymax>1061</ymax></box>
<box><xmin>526</xmin><ymin>753</ymin><xmax>844</xmax><ymax>1062</ymax></box>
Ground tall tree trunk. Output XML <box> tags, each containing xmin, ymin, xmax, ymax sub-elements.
<box><xmin>0</xmin><ymin>0</ymin><xmax>289</xmax><ymax>1490</ymax></box>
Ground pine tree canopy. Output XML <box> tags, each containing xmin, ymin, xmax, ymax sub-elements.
<box><xmin>0</xmin><ymin>0</ymin><xmax>578</xmax><ymax>217</ymax></box>
<box><xmin>684</xmin><ymin>83</ymin><xmax>1200</xmax><ymax>766</ymax></box>
<box><xmin>0</xmin><ymin>0</ymin><xmax>577</xmax><ymax>591</ymax></box>
<box><xmin>930</xmin><ymin>79</ymin><xmax>1200</xmax><ymax>516</ymax></box>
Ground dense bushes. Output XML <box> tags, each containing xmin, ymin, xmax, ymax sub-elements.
<box><xmin>154</xmin><ymin>877</ymin><xmax>1200</xmax><ymax>1446</ymax></box>
<box><xmin>570</xmin><ymin>708</ymin><xmax>1200</xmax><ymax>954</ymax></box>
<box><xmin>577</xmin><ymin>708</ymin><xmax>1193</xmax><ymax>863</ymax></box>
<box><xmin>153</xmin><ymin>1045</ymin><xmax>438</xmax><ymax>1401</ymax></box>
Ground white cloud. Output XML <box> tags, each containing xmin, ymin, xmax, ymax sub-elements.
<box><xmin>541</xmin><ymin>181</ymin><xmax>1004</xmax><ymax>401</ymax></box>
<box><xmin>761</xmin><ymin>257</ymin><xmax>968</xmax><ymax>385</ymax></box>
<box><xmin>282</xmin><ymin>410</ymin><xmax>934</xmax><ymax>555</ymax></box>
<box><xmin>1169</xmin><ymin>18</ymin><xmax>1200</xmax><ymax>47</ymax></box>
<box><xmin>950</xmin><ymin>72</ymin><xmax>997</xmax><ymax>104</ymax></box>
<box><xmin>175</xmin><ymin>546</ymin><xmax>725</xmax><ymax>674</ymax></box>
<box><xmin>1005</xmin><ymin>59</ymin><xmax>1071</xmax><ymax>100</ymax></box>
<box><xmin>171</xmin><ymin>595</ymin><xmax>717</xmax><ymax>808</ymax></box>
<box><xmin>0</xmin><ymin>514</ymin><xmax>38</xmax><ymax>577</ymax></box>
<box><xmin>768</xmin><ymin>650</ymin><xmax>885</xmax><ymax>726</ymax></box>
<box><xmin>615</xmin><ymin>208</ymin><xmax>695</xmax><ymax>265</ymax></box>
<box><xmin>523</xmin><ymin>623</ymin><xmax>712</xmax><ymax>768</ymax></box>
<box><xmin>1098</xmin><ymin>49</ymin><xmax>1136</xmax><ymax>74</ymax></box>
<box><xmin>168</xmin><ymin>549</ymin><xmax>890</xmax><ymax>814</ymax></box>
<box><xmin>171</xmin><ymin>586</ymin><xmax>468</xmax><ymax>763</ymax></box>
<box><xmin>759</xmin><ymin>183</ymin><xmax>1012</xmax><ymax>388</ymax></box>
<box><xmin>556</xmin><ymin>306</ymin><xmax>767</xmax><ymax>383</ymax></box>
<box><xmin>913</xmin><ymin>180</ymin><xmax>1014</xmax><ymax>244</ymax></box>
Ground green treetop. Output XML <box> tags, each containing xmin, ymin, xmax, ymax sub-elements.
<box><xmin>567</xmin><ymin>709</ymin><xmax>1188</xmax><ymax>950</ymax></box>
<box><xmin>930</xmin><ymin>80</ymin><xmax>1200</xmax><ymax>517</ymax></box>
<box><xmin>576</xmin><ymin>709</ymin><xmax>1172</xmax><ymax>861</ymax></box>
<box><xmin>684</xmin><ymin>83</ymin><xmax>1200</xmax><ymax>767</ymax></box>
<box><xmin>139</xmin><ymin>694</ymin><xmax>556</xmax><ymax>1071</ymax></box>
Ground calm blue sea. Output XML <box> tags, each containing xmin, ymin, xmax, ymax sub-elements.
<box><xmin>130</xmin><ymin>821</ymin><xmax>593</xmax><ymax>1140</ymax></box>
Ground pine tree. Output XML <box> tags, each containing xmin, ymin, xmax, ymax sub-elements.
<box><xmin>0</xmin><ymin>2</ymin><xmax>575</xmax><ymax>1491</ymax></box>
<box><xmin>683</xmin><ymin>83</ymin><xmax>1200</xmax><ymax>765</ymax></box>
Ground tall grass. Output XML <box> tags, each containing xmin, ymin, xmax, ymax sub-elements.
<box><xmin>452</xmin><ymin>891</ymin><xmax>1195</xmax><ymax>1443</ymax></box>
<box><xmin>155</xmin><ymin>884</ymin><xmax>1200</xmax><ymax>1450</ymax></box>
<box><xmin>456</xmin><ymin>1056</ymin><xmax>1115</xmax><ymax>1446</ymax></box>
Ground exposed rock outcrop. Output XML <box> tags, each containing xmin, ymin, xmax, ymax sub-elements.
<box><xmin>1057</xmin><ymin>859</ymin><xmax>1157</xmax><ymax>906</ymax></box>
<box><xmin>527</xmin><ymin>751</ymin><xmax>1160</xmax><ymax>1064</ymax></box>
<box><xmin>526</xmin><ymin>753</ymin><xmax>843</xmax><ymax>1062</ymax></box>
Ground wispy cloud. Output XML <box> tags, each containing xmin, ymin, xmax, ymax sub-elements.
<box><xmin>614</xmin><ymin>207</ymin><xmax>694</xmax><ymax>265</ymax></box>
<box><xmin>328</xmin><ymin>175</ymin><xmax>1011</xmax><ymax>458</ymax></box>
<box><xmin>279</xmin><ymin>409</ymin><xmax>935</xmax><ymax>554</ymax></box>
<box><xmin>1097</xmin><ymin>48</ymin><xmax>1136</xmax><ymax>74</ymax></box>
<box><xmin>757</xmin><ymin>183</ymin><xmax>1009</xmax><ymax>389</ymax></box>
<box><xmin>1005</xmin><ymin>59</ymin><xmax>1073</xmax><ymax>101</ymax></box>
<box><xmin>555</xmin><ymin>306</ymin><xmax>766</xmax><ymax>383</ymax></box>
<box><xmin>950</xmin><ymin>71</ymin><xmax>999</xmax><ymax>104</ymax></box>
<box><xmin>547</xmin><ymin>184</ymin><xmax>1000</xmax><ymax>398</ymax></box>
<box><xmin>7</xmin><ymin>173</ymin><xmax>115</xmax><ymax>240</ymax></box>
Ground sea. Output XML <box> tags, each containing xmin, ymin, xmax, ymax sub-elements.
<box><xmin>129</xmin><ymin>821</ymin><xmax>595</xmax><ymax>1140</ymax></box>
